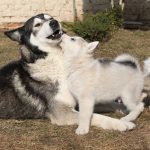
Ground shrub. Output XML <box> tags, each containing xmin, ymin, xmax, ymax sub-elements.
<box><xmin>62</xmin><ymin>5</ymin><xmax>123</xmax><ymax>41</ymax></box>
<box><xmin>108</xmin><ymin>4</ymin><xmax>123</xmax><ymax>28</ymax></box>
<box><xmin>72</xmin><ymin>12</ymin><xmax>112</xmax><ymax>41</ymax></box>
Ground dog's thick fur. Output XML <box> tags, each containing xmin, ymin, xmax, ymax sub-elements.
<box><xmin>61</xmin><ymin>34</ymin><xmax>144</xmax><ymax>134</ymax></box>
<box><xmin>1</xmin><ymin>14</ymin><xmax>137</xmax><ymax>133</ymax></box>
<box><xmin>142</xmin><ymin>58</ymin><xmax>150</xmax><ymax>107</ymax></box>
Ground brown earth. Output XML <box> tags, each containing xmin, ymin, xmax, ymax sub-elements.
<box><xmin>0</xmin><ymin>29</ymin><xmax>149</xmax><ymax>150</ymax></box>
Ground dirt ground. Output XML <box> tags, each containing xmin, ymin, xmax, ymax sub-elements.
<box><xmin>0</xmin><ymin>29</ymin><xmax>150</xmax><ymax>150</ymax></box>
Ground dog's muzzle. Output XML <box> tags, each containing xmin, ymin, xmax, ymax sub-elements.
<box><xmin>46</xmin><ymin>19</ymin><xmax>62</xmax><ymax>40</ymax></box>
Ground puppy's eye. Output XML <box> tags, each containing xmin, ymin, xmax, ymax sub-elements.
<box><xmin>71</xmin><ymin>38</ymin><xmax>75</xmax><ymax>41</ymax></box>
<box><xmin>35</xmin><ymin>23</ymin><xmax>42</xmax><ymax>27</ymax></box>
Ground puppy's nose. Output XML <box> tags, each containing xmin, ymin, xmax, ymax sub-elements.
<box><xmin>49</xmin><ymin>19</ymin><xmax>59</xmax><ymax>29</ymax></box>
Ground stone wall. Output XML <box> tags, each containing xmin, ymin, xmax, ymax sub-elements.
<box><xmin>0</xmin><ymin>0</ymin><xmax>81</xmax><ymax>23</ymax></box>
<box><xmin>0</xmin><ymin>0</ymin><xmax>150</xmax><ymax>25</ymax></box>
<box><xmin>0</xmin><ymin>0</ymin><xmax>112</xmax><ymax>24</ymax></box>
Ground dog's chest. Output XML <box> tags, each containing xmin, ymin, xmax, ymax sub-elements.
<box><xmin>28</xmin><ymin>54</ymin><xmax>64</xmax><ymax>82</ymax></box>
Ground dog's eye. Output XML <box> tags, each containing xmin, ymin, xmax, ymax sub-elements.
<box><xmin>71</xmin><ymin>38</ymin><xmax>75</xmax><ymax>41</ymax></box>
<box><xmin>35</xmin><ymin>23</ymin><xmax>42</xmax><ymax>27</ymax></box>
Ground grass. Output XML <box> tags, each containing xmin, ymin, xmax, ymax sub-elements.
<box><xmin>0</xmin><ymin>29</ymin><xmax>150</xmax><ymax>150</ymax></box>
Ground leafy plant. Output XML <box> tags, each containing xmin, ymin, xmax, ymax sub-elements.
<box><xmin>62</xmin><ymin>5</ymin><xmax>123</xmax><ymax>41</ymax></box>
<box><xmin>72</xmin><ymin>12</ymin><xmax>112</xmax><ymax>41</ymax></box>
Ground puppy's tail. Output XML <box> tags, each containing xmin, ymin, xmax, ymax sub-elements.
<box><xmin>114</xmin><ymin>54</ymin><xmax>140</xmax><ymax>70</ymax></box>
<box><xmin>143</xmin><ymin>57</ymin><xmax>150</xmax><ymax>77</ymax></box>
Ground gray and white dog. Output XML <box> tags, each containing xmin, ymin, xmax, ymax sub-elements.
<box><xmin>1</xmin><ymin>14</ymin><xmax>137</xmax><ymax>132</ymax></box>
<box><xmin>61</xmin><ymin>34</ymin><xmax>144</xmax><ymax>135</ymax></box>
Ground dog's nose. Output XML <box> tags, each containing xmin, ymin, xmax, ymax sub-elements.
<box><xmin>49</xmin><ymin>19</ymin><xmax>59</xmax><ymax>29</ymax></box>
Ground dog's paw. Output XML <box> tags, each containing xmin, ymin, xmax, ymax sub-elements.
<box><xmin>113</xmin><ymin>120</ymin><xmax>135</xmax><ymax>131</ymax></box>
<box><xmin>122</xmin><ymin>121</ymin><xmax>136</xmax><ymax>130</ymax></box>
<box><xmin>75</xmin><ymin>126</ymin><xmax>89</xmax><ymax>135</ymax></box>
<box><xmin>100</xmin><ymin>119</ymin><xmax>135</xmax><ymax>131</ymax></box>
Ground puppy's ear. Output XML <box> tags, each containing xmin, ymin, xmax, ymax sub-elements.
<box><xmin>4</xmin><ymin>27</ymin><xmax>24</xmax><ymax>43</ymax></box>
<box><xmin>86</xmin><ymin>41</ymin><xmax>99</xmax><ymax>53</ymax></box>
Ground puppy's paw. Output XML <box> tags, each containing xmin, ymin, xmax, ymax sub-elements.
<box><xmin>75</xmin><ymin>126</ymin><xmax>89</xmax><ymax>135</ymax></box>
<box><xmin>100</xmin><ymin>119</ymin><xmax>135</xmax><ymax>131</ymax></box>
<box><xmin>122</xmin><ymin>121</ymin><xmax>136</xmax><ymax>130</ymax></box>
<box><xmin>113</xmin><ymin>120</ymin><xmax>135</xmax><ymax>131</ymax></box>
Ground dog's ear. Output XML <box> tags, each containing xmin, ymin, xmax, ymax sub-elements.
<box><xmin>86</xmin><ymin>41</ymin><xmax>99</xmax><ymax>53</ymax></box>
<box><xmin>4</xmin><ymin>27</ymin><xmax>24</xmax><ymax>43</ymax></box>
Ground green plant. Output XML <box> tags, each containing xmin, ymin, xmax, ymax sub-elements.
<box><xmin>72</xmin><ymin>12</ymin><xmax>112</xmax><ymax>41</ymax></box>
<box><xmin>63</xmin><ymin>5</ymin><xmax>123</xmax><ymax>41</ymax></box>
<box><xmin>108</xmin><ymin>4</ymin><xmax>123</xmax><ymax>27</ymax></box>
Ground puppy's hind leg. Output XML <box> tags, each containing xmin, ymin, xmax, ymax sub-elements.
<box><xmin>121</xmin><ymin>92</ymin><xmax>144</xmax><ymax>122</ymax></box>
<box><xmin>121</xmin><ymin>102</ymin><xmax>144</xmax><ymax>122</ymax></box>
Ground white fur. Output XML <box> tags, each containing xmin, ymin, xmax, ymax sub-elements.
<box><xmin>44</xmin><ymin>14</ymin><xmax>52</xmax><ymax>20</ymax></box>
<box><xmin>115</xmin><ymin>54</ymin><xmax>140</xmax><ymax>70</ymax></box>
<box><xmin>144</xmin><ymin>57</ymin><xmax>150</xmax><ymax>77</ymax></box>
<box><xmin>27</xmin><ymin>45</ymin><xmax>76</xmax><ymax>107</ymax></box>
<box><xmin>24</xmin><ymin>15</ymin><xmax>137</xmax><ymax>133</ymax></box>
<box><xmin>61</xmin><ymin>34</ymin><xmax>144</xmax><ymax>135</ymax></box>
<box><xmin>13</xmin><ymin>72</ymin><xmax>44</xmax><ymax>111</ymax></box>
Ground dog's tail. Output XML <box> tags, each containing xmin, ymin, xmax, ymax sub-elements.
<box><xmin>114</xmin><ymin>54</ymin><xmax>140</xmax><ymax>70</ymax></box>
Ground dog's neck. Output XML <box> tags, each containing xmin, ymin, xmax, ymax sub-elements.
<box><xmin>25</xmin><ymin>45</ymin><xmax>64</xmax><ymax>82</ymax></box>
<box><xmin>64</xmin><ymin>52</ymin><xmax>93</xmax><ymax>77</ymax></box>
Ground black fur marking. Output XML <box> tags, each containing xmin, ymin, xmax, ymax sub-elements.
<box><xmin>142</xmin><ymin>90</ymin><xmax>150</xmax><ymax>107</ymax></box>
<box><xmin>98</xmin><ymin>59</ymin><xmax>137</xmax><ymax>69</ymax></box>
<box><xmin>0</xmin><ymin>60</ymin><xmax>59</xmax><ymax>119</ymax></box>
<box><xmin>143</xmin><ymin>96</ymin><xmax>150</xmax><ymax>107</ymax></box>
<box><xmin>98</xmin><ymin>59</ymin><xmax>112</xmax><ymax>65</ymax></box>
<box><xmin>21</xmin><ymin>45</ymin><xmax>47</xmax><ymax>63</ymax></box>
<box><xmin>116</xmin><ymin>61</ymin><xmax>137</xmax><ymax>69</ymax></box>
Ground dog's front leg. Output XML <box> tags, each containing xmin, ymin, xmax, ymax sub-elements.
<box><xmin>76</xmin><ymin>97</ymin><xmax>95</xmax><ymax>135</ymax></box>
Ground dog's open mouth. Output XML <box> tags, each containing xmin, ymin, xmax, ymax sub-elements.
<box><xmin>46</xmin><ymin>29</ymin><xmax>62</xmax><ymax>40</ymax></box>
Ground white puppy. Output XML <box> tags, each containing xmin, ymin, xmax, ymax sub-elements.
<box><xmin>60</xmin><ymin>34</ymin><xmax>144</xmax><ymax>135</ymax></box>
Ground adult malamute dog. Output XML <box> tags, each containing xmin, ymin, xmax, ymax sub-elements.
<box><xmin>2</xmin><ymin>14</ymin><xmax>135</xmax><ymax>132</ymax></box>
<box><xmin>61</xmin><ymin>34</ymin><xmax>144</xmax><ymax>134</ymax></box>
